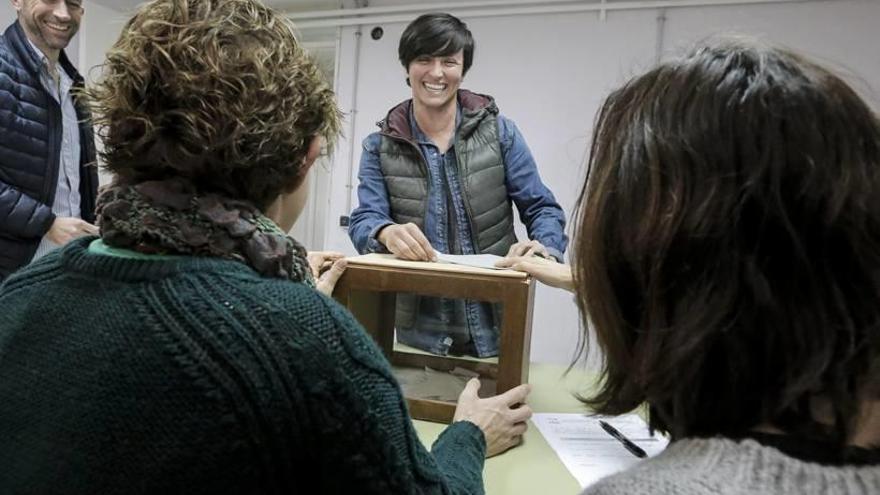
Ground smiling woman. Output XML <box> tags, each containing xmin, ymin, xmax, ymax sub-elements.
<box><xmin>348</xmin><ymin>12</ymin><xmax>568</xmax><ymax>361</ymax></box>
<box><xmin>407</xmin><ymin>51</ymin><xmax>464</xmax><ymax>112</ymax></box>
<box><xmin>398</xmin><ymin>13</ymin><xmax>472</xmax><ymax>114</ymax></box>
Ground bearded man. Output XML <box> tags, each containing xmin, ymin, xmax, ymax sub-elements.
<box><xmin>0</xmin><ymin>0</ymin><xmax>98</xmax><ymax>280</ymax></box>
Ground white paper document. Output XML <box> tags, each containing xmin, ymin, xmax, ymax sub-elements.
<box><xmin>532</xmin><ymin>413</ymin><xmax>669</xmax><ymax>489</ymax></box>
<box><xmin>434</xmin><ymin>252</ymin><xmax>506</xmax><ymax>270</ymax></box>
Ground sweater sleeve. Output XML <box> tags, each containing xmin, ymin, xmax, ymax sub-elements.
<box><xmin>431</xmin><ymin>421</ymin><xmax>487</xmax><ymax>492</ymax></box>
<box><xmin>272</xmin><ymin>293</ymin><xmax>487</xmax><ymax>494</ymax></box>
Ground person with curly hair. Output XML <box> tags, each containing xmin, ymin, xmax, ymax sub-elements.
<box><xmin>0</xmin><ymin>1</ymin><xmax>531</xmax><ymax>493</ymax></box>
<box><xmin>499</xmin><ymin>40</ymin><xmax>880</xmax><ymax>493</ymax></box>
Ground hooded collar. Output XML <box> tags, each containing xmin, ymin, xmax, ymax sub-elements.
<box><xmin>378</xmin><ymin>89</ymin><xmax>498</xmax><ymax>142</ymax></box>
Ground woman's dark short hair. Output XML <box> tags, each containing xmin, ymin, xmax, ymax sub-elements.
<box><xmin>574</xmin><ymin>39</ymin><xmax>880</xmax><ymax>445</ymax></box>
<box><xmin>87</xmin><ymin>0</ymin><xmax>341</xmax><ymax>209</ymax></box>
<box><xmin>398</xmin><ymin>13</ymin><xmax>474</xmax><ymax>75</ymax></box>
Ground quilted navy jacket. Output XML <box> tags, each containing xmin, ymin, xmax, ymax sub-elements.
<box><xmin>0</xmin><ymin>21</ymin><xmax>97</xmax><ymax>279</ymax></box>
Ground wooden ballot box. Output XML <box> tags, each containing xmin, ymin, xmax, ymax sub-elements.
<box><xmin>332</xmin><ymin>254</ymin><xmax>536</xmax><ymax>423</ymax></box>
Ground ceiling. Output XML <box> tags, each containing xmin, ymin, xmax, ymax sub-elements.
<box><xmin>90</xmin><ymin>0</ymin><xmax>722</xmax><ymax>17</ymax></box>
<box><xmin>90</xmin><ymin>0</ymin><xmax>385</xmax><ymax>14</ymax></box>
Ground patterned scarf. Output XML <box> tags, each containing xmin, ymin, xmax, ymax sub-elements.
<box><xmin>96</xmin><ymin>178</ymin><xmax>314</xmax><ymax>286</ymax></box>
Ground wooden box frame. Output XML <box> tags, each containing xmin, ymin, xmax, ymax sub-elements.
<box><xmin>333</xmin><ymin>254</ymin><xmax>536</xmax><ymax>423</ymax></box>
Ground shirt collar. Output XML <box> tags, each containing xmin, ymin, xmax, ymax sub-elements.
<box><xmin>24</xmin><ymin>37</ymin><xmax>69</xmax><ymax>82</ymax></box>
<box><xmin>409</xmin><ymin>99</ymin><xmax>463</xmax><ymax>146</ymax></box>
<box><xmin>25</xmin><ymin>37</ymin><xmax>50</xmax><ymax>67</ymax></box>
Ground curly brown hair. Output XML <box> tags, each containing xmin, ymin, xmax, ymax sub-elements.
<box><xmin>87</xmin><ymin>0</ymin><xmax>341</xmax><ymax>209</ymax></box>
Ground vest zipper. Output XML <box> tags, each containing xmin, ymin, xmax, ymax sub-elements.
<box><xmin>380</xmin><ymin>132</ymin><xmax>432</xmax><ymax>226</ymax></box>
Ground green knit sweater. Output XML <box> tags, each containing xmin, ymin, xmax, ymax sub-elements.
<box><xmin>0</xmin><ymin>237</ymin><xmax>486</xmax><ymax>494</ymax></box>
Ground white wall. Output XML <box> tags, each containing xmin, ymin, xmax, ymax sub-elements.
<box><xmin>42</xmin><ymin>0</ymin><xmax>880</xmax><ymax>367</ymax></box>
<box><xmin>78</xmin><ymin>1</ymin><xmax>128</xmax><ymax>186</ymax></box>
<box><xmin>324</xmin><ymin>0</ymin><xmax>880</xmax><ymax>366</ymax></box>
<box><xmin>78</xmin><ymin>1</ymin><xmax>128</xmax><ymax>85</ymax></box>
<box><xmin>0</xmin><ymin>3</ymin><xmax>14</xmax><ymax>29</ymax></box>
<box><xmin>664</xmin><ymin>0</ymin><xmax>880</xmax><ymax>106</ymax></box>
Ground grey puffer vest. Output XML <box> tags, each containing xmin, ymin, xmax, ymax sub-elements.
<box><xmin>376</xmin><ymin>90</ymin><xmax>516</xmax><ymax>256</ymax></box>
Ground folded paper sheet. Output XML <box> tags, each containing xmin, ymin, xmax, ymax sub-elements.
<box><xmin>345</xmin><ymin>253</ymin><xmax>526</xmax><ymax>278</ymax></box>
<box><xmin>434</xmin><ymin>252</ymin><xmax>506</xmax><ymax>270</ymax></box>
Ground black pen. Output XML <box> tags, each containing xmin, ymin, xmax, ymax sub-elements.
<box><xmin>599</xmin><ymin>420</ymin><xmax>648</xmax><ymax>458</ymax></box>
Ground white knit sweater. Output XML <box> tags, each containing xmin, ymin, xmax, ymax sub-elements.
<box><xmin>583</xmin><ymin>437</ymin><xmax>880</xmax><ymax>495</ymax></box>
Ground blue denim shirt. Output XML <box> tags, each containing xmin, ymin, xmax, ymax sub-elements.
<box><xmin>349</xmin><ymin>104</ymin><xmax>567</xmax><ymax>357</ymax></box>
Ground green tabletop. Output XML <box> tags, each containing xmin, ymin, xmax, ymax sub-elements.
<box><xmin>414</xmin><ymin>363</ymin><xmax>595</xmax><ymax>495</ymax></box>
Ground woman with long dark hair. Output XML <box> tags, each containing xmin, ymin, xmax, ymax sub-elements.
<box><xmin>501</xmin><ymin>39</ymin><xmax>880</xmax><ymax>493</ymax></box>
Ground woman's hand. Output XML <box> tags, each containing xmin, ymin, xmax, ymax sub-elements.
<box><xmin>307</xmin><ymin>251</ymin><xmax>348</xmax><ymax>296</ymax></box>
<box><xmin>505</xmin><ymin>239</ymin><xmax>551</xmax><ymax>260</ymax></box>
<box><xmin>453</xmin><ymin>378</ymin><xmax>533</xmax><ymax>457</ymax></box>
<box><xmin>377</xmin><ymin>223</ymin><xmax>436</xmax><ymax>261</ymax></box>
<box><xmin>495</xmin><ymin>255</ymin><xmax>574</xmax><ymax>292</ymax></box>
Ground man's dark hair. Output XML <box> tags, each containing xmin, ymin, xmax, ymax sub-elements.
<box><xmin>398</xmin><ymin>13</ymin><xmax>474</xmax><ymax>76</ymax></box>
<box><xmin>573</xmin><ymin>38</ymin><xmax>880</xmax><ymax>448</ymax></box>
